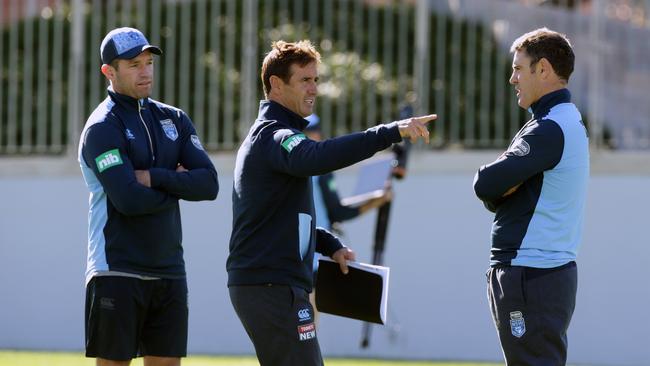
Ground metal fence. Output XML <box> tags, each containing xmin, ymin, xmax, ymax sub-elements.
<box><xmin>1</xmin><ymin>0</ymin><xmax>649</xmax><ymax>155</ymax></box>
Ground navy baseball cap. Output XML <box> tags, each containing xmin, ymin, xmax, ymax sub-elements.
<box><xmin>100</xmin><ymin>27</ymin><xmax>162</xmax><ymax>65</ymax></box>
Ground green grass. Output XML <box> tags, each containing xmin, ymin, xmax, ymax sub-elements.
<box><xmin>0</xmin><ymin>351</ymin><xmax>501</xmax><ymax>366</ymax></box>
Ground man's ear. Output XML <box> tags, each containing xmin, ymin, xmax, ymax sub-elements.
<box><xmin>100</xmin><ymin>64</ymin><xmax>114</xmax><ymax>81</ymax></box>
<box><xmin>538</xmin><ymin>57</ymin><xmax>554</xmax><ymax>80</ymax></box>
<box><xmin>269</xmin><ymin>75</ymin><xmax>283</xmax><ymax>95</ymax></box>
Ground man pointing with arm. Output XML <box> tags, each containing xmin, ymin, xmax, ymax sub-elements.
<box><xmin>227</xmin><ymin>40</ymin><xmax>436</xmax><ymax>366</ymax></box>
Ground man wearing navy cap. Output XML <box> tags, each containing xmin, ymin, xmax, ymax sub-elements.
<box><xmin>79</xmin><ymin>27</ymin><xmax>219</xmax><ymax>366</ymax></box>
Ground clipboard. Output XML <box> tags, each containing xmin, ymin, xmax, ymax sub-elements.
<box><xmin>340</xmin><ymin>156</ymin><xmax>394</xmax><ymax>207</ymax></box>
<box><xmin>315</xmin><ymin>258</ymin><xmax>389</xmax><ymax>325</ymax></box>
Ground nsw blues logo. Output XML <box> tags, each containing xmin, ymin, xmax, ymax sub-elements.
<box><xmin>509</xmin><ymin>311</ymin><xmax>526</xmax><ymax>338</ymax></box>
<box><xmin>160</xmin><ymin>119</ymin><xmax>178</xmax><ymax>141</ymax></box>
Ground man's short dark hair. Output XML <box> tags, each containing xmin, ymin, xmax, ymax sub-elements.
<box><xmin>261</xmin><ymin>40</ymin><xmax>321</xmax><ymax>98</ymax></box>
<box><xmin>510</xmin><ymin>27</ymin><xmax>575</xmax><ymax>82</ymax></box>
<box><xmin>110</xmin><ymin>59</ymin><xmax>120</xmax><ymax>70</ymax></box>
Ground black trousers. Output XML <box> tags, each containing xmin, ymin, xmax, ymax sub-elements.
<box><xmin>487</xmin><ymin>262</ymin><xmax>577</xmax><ymax>366</ymax></box>
<box><xmin>229</xmin><ymin>284</ymin><xmax>323</xmax><ymax>366</ymax></box>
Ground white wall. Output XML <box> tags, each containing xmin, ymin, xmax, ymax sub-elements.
<box><xmin>0</xmin><ymin>152</ymin><xmax>648</xmax><ymax>365</ymax></box>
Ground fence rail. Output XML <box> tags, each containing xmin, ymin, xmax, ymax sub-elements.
<box><xmin>1</xmin><ymin>0</ymin><xmax>649</xmax><ymax>155</ymax></box>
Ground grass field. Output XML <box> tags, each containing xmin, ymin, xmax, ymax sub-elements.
<box><xmin>0</xmin><ymin>351</ymin><xmax>501</xmax><ymax>366</ymax></box>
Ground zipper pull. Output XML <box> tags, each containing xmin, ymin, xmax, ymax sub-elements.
<box><xmin>138</xmin><ymin>98</ymin><xmax>156</xmax><ymax>163</ymax></box>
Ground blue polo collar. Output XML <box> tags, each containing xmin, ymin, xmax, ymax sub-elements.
<box><xmin>530</xmin><ymin>88</ymin><xmax>571</xmax><ymax>119</ymax></box>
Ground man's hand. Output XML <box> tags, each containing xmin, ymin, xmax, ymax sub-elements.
<box><xmin>134</xmin><ymin>170</ymin><xmax>151</xmax><ymax>187</ymax></box>
<box><xmin>136</xmin><ymin>165</ymin><xmax>186</xmax><ymax>188</ymax></box>
<box><xmin>359</xmin><ymin>190</ymin><xmax>392</xmax><ymax>214</ymax></box>
<box><xmin>503</xmin><ymin>183</ymin><xmax>522</xmax><ymax>197</ymax></box>
<box><xmin>397</xmin><ymin>114</ymin><xmax>437</xmax><ymax>143</ymax></box>
<box><xmin>331</xmin><ymin>247</ymin><xmax>356</xmax><ymax>275</ymax></box>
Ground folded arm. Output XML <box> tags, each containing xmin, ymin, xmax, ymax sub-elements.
<box><xmin>82</xmin><ymin>123</ymin><xmax>178</xmax><ymax>216</ymax></box>
<box><xmin>473</xmin><ymin>120</ymin><xmax>564</xmax><ymax>209</ymax></box>
<box><xmin>148</xmin><ymin>115</ymin><xmax>218</xmax><ymax>201</ymax></box>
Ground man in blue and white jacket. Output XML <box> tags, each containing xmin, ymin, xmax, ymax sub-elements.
<box><xmin>473</xmin><ymin>28</ymin><xmax>589</xmax><ymax>365</ymax></box>
<box><xmin>79</xmin><ymin>27</ymin><xmax>218</xmax><ymax>366</ymax></box>
<box><xmin>228</xmin><ymin>40</ymin><xmax>436</xmax><ymax>366</ymax></box>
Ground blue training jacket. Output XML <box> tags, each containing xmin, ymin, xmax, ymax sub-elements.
<box><xmin>79</xmin><ymin>88</ymin><xmax>219</xmax><ymax>284</ymax></box>
<box><xmin>473</xmin><ymin>89</ymin><xmax>589</xmax><ymax>268</ymax></box>
<box><xmin>228</xmin><ymin>100</ymin><xmax>402</xmax><ymax>291</ymax></box>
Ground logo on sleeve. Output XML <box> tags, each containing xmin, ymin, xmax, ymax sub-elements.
<box><xmin>191</xmin><ymin>135</ymin><xmax>204</xmax><ymax>150</ymax></box>
<box><xmin>125</xmin><ymin>129</ymin><xmax>135</xmax><ymax>140</ymax></box>
<box><xmin>281</xmin><ymin>133</ymin><xmax>306</xmax><ymax>153</ymax></box>
<box><xmin>509</xmin><ymin>138</ymin><xmax>530</xmax><ymax>156</ymax></box>
<box><xmin>160</xmin><ymin>119</ymin><xmax>178</xmax><ymax>141</ymax></box>
<box><xmin>95</xmin><ymin>149</ymin><xmax>123</xmax><ymax>173</ymax></box>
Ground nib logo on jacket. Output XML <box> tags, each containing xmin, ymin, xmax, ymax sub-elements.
<box><xmin>282</xmin><ymin>133</ymin><xmax>306</xmax><ymax>153</ymax></box>
<box><xmin>95</xmin><ymin>149</ymin><xmax>123</xmax><ymax>173</ymax></box>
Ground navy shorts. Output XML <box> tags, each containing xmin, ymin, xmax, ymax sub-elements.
<box><xmin>85</xmin><ymin>276</ymin><xmax>188</xmax><ymax>361</ymax></box>
<box><xmin>487</xmin><ymin>262</ymin><xmax>577</xmax><ymax>366</ymax></box>
<box><xmin>229</xmin><ymin>284</ymin><xmax>323</xmax><ymax>366</ymax></box>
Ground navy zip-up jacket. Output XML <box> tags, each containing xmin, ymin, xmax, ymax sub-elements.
<box><xmin>228</xmin><ymin>100</ymin><xmax>402</xmax><ymax>291</ymax></box>
<box><xmin>473</xmin><ymin>89</ymin><xmax>589</xmax><ymax>268</ymax></box>
<box><xmin>79</xmin><ymin>87</ymin><xmax>219</xmax><ymax>283</ymax></box>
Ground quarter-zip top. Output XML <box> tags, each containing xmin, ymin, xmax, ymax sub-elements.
<box><xmin>78</xmin><ymin>87</ymin><xmax>219</xmax><ymax>284</ymax></box>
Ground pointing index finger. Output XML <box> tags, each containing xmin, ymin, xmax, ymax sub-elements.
<box><xmin>415</xmin><ymin>114</ymin><xmax>438</xmax><ymax>125</ymax></box>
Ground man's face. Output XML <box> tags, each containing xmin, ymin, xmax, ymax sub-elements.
<box><xmin>108</xmin><ymin>50</ymin><xmax>154</xmax><ymax>99</ymax></box>
<box><xmin>509</xmin><ymin>50</ymin><xmax>542</xmax><ymax>109</ymax></box>
<box><xmin>275</xmin><ymin>62</ymin><xmax>318</xmax><ymax>117</ymax></box>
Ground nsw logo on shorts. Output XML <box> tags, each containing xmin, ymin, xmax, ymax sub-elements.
<box><xmin>510</xmin><ymin>311</ymin><xmax>526</xmax><ymax>338</ymax></box>
<box><xmin>297</xmin><ymin>323</ymin><xmax>316</xmax><ymax>341</ymax></box>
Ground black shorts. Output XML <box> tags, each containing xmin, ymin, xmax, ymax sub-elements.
<box><xmin>229</xmin><ymin>284</ymin><xmax>323</xmax><ymax>366</ymax></box>
<box><xmin>85</xmin><ymin>276</ymin><xmax>188</xmax><ymax>361</ymax></box>
<box><xmin>487</xmin><ymin>262</ymin><xmax>577</xmax><ymax>366</ymax></box>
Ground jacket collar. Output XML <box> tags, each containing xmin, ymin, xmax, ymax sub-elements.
<box><xmin>257</xmin><ymin>100</ymin><xmax>309</xmax><ymax>131</ymax></box>
<box><xmin>530</xmin><ymin>88</ymin><xmax>571</xmax><ymax>119</ymax></box>
<box><xmin>107</xmin><ymin>86</ymin><xmax>149</xmax><ymax>111</ymax></box>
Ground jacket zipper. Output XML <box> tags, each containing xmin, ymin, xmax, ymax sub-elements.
<box><xmin>138</xmin><ymin>99</ymin><xmax>155</xmax><ymax>163</ymax></box>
